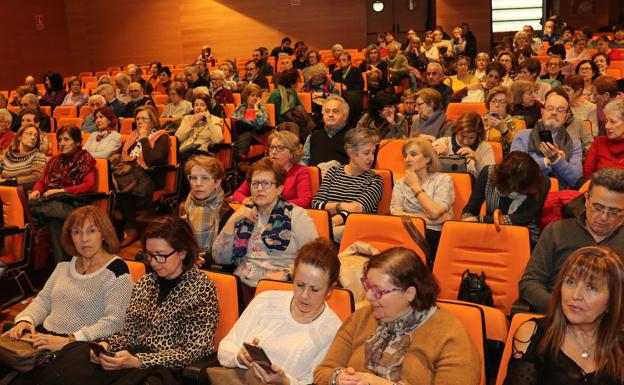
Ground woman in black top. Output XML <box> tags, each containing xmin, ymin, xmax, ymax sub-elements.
<box><xmin>462</xmin><ymin>151</ymin><xmax>549</xmax><ymax>247</ymax></box>
<box><xmin>503</xmin><ymin>246</ymin><xmax>624</xmax><ymax>385</ymax></box>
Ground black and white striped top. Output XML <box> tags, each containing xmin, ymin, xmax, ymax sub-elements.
<box><xmin>312</xmin><ymin>165</ymin><xmax>383</xmax><ymax>213</ymax></box>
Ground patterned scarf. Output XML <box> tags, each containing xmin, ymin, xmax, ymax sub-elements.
<box><xmin>365</xmin><ymin>306</ymin><xmax>437</xmax><ymax>381</ymax></box>
<box><xmin>95</xmin><ymin>125</ymin><xmax>115</xmax><ymax>142</ymax></box>
<box><xmin>184</xmin><ymin>187</ymin><xmax>224</xmax><ymax>252</ymax></box>
<box><xmin>232</xmin><ymin>197</ymin><xmax>293</xmax><ymax>262</ymax></box>
<box><xmin>43</xmin><ymin>148</ymin><xmax>95</xmax><ymax>189</ymax></box>
<box><xmin>277</xmin><ymin>85</ymin><xmax>297</xmax><ymax>114</ymax></box>
<box><xmin>527</xmin><ymin>121</ymin><xmax>573</xmax><ymax>161</ymax></box>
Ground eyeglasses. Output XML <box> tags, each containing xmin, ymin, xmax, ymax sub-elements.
<box><xmin>70</xmin><ymin>227</ymin><xmax>100</xmax><ymax>237</ymax></box>
<box><xmin>187</xmin><ymin>175</ymin><xmax>213</xmax><ymax>184</ymax></box>
<box><xmin>545</xmin><ymin>106</ymin><xmax>567</xmax><ymax>114</ymax></box>
<box><xmin>268</xmin><ymin>144</ymin><xmax>286</xmax><ymax>153</ymax></box>
<box><xmin>590</xmin><ymin>202</ymin><xmax>624</xmax><ymax>217</ymax></box>
<box><xmin>140</xmin><ymin>249</ymin><xmax>176</xmax><ymax>263</ymax></box>
<box><xmin>360</xmin><ymin>277</ymin><xmax>404</xmax><ymax>299</ymax></box>
<box><xmin>250</xmin><ymin>180</ymin><xmax>276</xmax><ymax>190</ymax></box>
<box><xmin>135</xmin><ymin>117</ymin><xmax>151</xmax><ymax>121</ymax></box>
<box><xmin>490</xmin><ymin>99</ymin><xmax>507</xmax><ymax>106</ymax></box>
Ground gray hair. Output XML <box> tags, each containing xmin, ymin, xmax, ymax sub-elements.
<box><xmin>209</xmin><ymin>69</ymin><xmax>225</xmax><ymax>78</ymax></box>
<box><xmin>88</xmin><ymin>94</ymin><xmax>106</xmax><ymax>104</ymax></box>
<box><xmin>332</xmin><ymin>44</ymin><xmax>343</xmax><ymax>51</ymax></box>
<box><xmin>427</xmin><ymin>62</ymin><xmax>444</xmax><ymax>73</ymax></box>
<box><xmin>604</xmin><ymin>99</ymin><xmax>624</xmax><ymax>122</ymax></box>
<box><xmin>589</xmin><ymin>168</ymin><xmax>624</xmax><ymax>194</ymax></box>
<box><xmin>21</xmin><ymin>93</ymin><xmax>39</xmax><ymax>105</ymax></box>
<box><xmin>344</xmin><ymin>127</ymin><xmax>380</xmax><ymax>154</ymax></box>
<box><xmin>95</xmin><ymin>84</ymin><xmax>115</xmax><ymax>97</ymax></box>
<box><xmin>0</xmin><ymin>109</ymin><xmax>12</xmax><ymax>125</ymax></box>
<box><xmin>323</xmin><ymin>95</ymin><xmax>349</xmax><ymax>116</ymax></box>
<box><xmin>114</xmin><ymin>72</ymin><xmax>131</xmax><ymax>85</ymax></box>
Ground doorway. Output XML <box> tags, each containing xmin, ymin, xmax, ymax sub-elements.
<box><xmin>366</xmin><ymin>0</ymin><xmax>431</xmax><ymax>46</ymax></box>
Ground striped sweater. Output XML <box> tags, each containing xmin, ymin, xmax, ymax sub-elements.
<box><xmin>0</xmin><ymin>149</ymin><xmax>47</xmax><ymax>185</ymax></box>
<box><xmin>311</xmin><ymin>165</ymin><xmax>383</xmax><ymax>213</ymax></box>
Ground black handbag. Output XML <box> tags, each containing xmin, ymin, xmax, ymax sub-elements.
<box><xmin>457</xmin><ymin>269</ymin><xmax>494</xmax><ymax>306</ymax></box>
<box><xmin>438</xmin><ymin>155</ymin><xmax>468</xmax><ymax>173</ymax></box>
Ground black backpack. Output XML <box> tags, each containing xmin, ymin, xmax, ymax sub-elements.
<box><xmin>457</xmin><ymin>269</ymin><xmax>494</xmax><ymax>306</ymax></box>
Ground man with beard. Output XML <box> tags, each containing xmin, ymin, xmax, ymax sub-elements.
<box><xmin>520</xmin><ymin>167</ymin><xmax>624</xmax><ymax>313</ymax></box>
<box><xmin>511</xmin><ymin>88</ymin><xmax>582</xmax><ymax>189</ymax></box>
<box><xmin>122</xmin><ymin>82</ymin><xmax>154</xmax><ymax>118</ymax></box>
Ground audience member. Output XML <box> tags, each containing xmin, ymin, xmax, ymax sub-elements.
<box><xmin>400</xmin><ymin>88</ymin><xmax>418</xmax><ymax>129</ymax></box>
<box><xmin>473</xmin><ymin>52</ymin><xmax>490</xmax><ymax>81</ymax></box>
<box><xmin>95</xmin><ymin>84</ymin><xmax>126</xmax><ymax>118</ymax></box>
<box><xmin>302</xmin><ymin>95</ymin><xmax>351</xmax><ymax>166</ymax></box>
<box><xmin>113</xmin><ymin>72</ymin><xmax>132</xmax><ymax>104</ymax></box>
<box><xmin>498</xmin><ymin>52</ymin><xmax>516</xmax><ymax>87</ymax></box>
<box><xmin>596</xmin><ymin>35</ymin><xmax>624</xmax><ymax>61</ymax></box>
<box><xmin>231</xmin><ymin>83</ymin><xmax>269</xmax><ymax>155</ymax></box>
<box><xmin>181</xmin><ymin>155</ymin><xmax>234</xmax><ymax>268</ymax></box>
<box><xmin>146</xmin><ymin>61</ymin><xmax>162</xmax><ymax>92</ymax></box>
<box><xmin>425</xmin><ymin>62</ymin><xmax>452</xmax><ymax>109</ymax></box>
<box><xmin>28</xmin><ymin>125</ymin><xmax>97</xmax><ymax>263</ymax></box>
<box><xmin>540</xmin><ymin>56</ymin><xmax>565</xmax><ymax>89</ymax></box>
<box><xmin>523</xmin><ymin>25</ymin><xmax>543</xmax><ymax>54</ymax></box>
<box><xmin>61</xmin><ymin>77</ymin><xmax>88</xmax><ymax>107</ymax></box>
<box><xmin>40</xmin><ymin>72</ymin><xmax>67</xmax><ymax>109</ymax></box>
<box><xmin>152</xmin><ymin>66</ymin><xmax>172</xmax><ymax>95</ymax></box>
<box><xmin>253</xmin><ymin>47</ymin><xmax>274</xmax><ymax>77</ymax></box>
<box><xmin>18</xmin><ymin>93</ymin><xmax>52</xmax><ymax>133</ymax></box>
<box><xmin>575</xmin><ymin>59</ymin><xmax>600</xmax><ymax>100</ymax></box>
<box><xmin>83</xmin><ymin>106</ymin><xmax>122</xmax><ymax>159</ymax></box>
<box><xmin>314</xmin><ymin>247</ymin><xmax>481</xmax><ymax>385</ymax></box>
<box><xmin>127</xmin><ymin>65</ymin><xmax>149</xmax><ymax>94</ymax></box>
<box><xmin>2</xmin><ymin>205</ymin><xmax>132</xmax><ymax>383</ymax></box>
<box><xmin>116</xmin><ymin>106</ymin><xmax>170</xmax><ymax>247</ymax></box>
<box><xmin>175</xmin><ymin>93</ymin><xmax>223</xmax><ymax>162</ymax></box>
<box><xmin>561</xmin><ymin>75</ymin><xmax>598</xmax><ymax>134</ymax></box>
<box><xmin>390</xmin><ymin>137</ymin><xmax>454</xmax><ymax>254</ymax></box>
<box><xmin>592</xmin><ymin>75</ymin><xmax>618</xmax><ymax>136</ymax></box>
<box><xmin>433</xmin><ymin>111</ymin><xmax>496</xmax><ymax>177</ymax></box>
<box><xmin>81</xmin><ymin>94</ymin><xmax>107</xmax><ymax>133</ymax></box>
<box><xmin>331</xmin><ymin>52</ymin><xmax>364</xmax><ymax>126</ymax></box>
<box><xmin>410</xmin><ymin>88</ymin><xmax>452</xmax><ymax>140</ymax></box>
<box><xmin>217</xmin><ymin>237</ymin><xmax>342</xmax><ymax>385</ymax></box>
<box><xmin>198</xmin><ymin>45</ymin><xmax>217</xmax><ymax>66</ymax></box>
<box><xmin>311</xmin><ymin>128</ymin><xmax>383</xmax><ymax>241</ymax></box>
<box><xmin>359</xmin><ymin>45</ymin><xmax>388</xmax><ymax>96</ymax></box>
<box><xmin>510</xmin><ymin>79</ymin><xmax>543</xmax><ymax>129</ymax></box>
<box><xmin>0</xmin><ymin>109</ymin><xmax>15</xmax><ymax>153</ymax></box>
<box><xmin>292</xmin><ymin>44</ymin><xmax>309</xmax><ymax>70</ymax></box>
<box><xmin>483</xmin><ymin>86</ymin><xmax>520</xmax><ymax>153</ymax></box>
<box><xmin>583</xmin><ymin>99</ymin><xmax>624</xmax><ymax>178</ymax></box>
<box><xmin>592</xmin><ymin>52</ymin><xmax>610</xmax><ymax>75</ymax></box>
<box><xmin>209</xmin><ymin>69</ymin><xmax>234</xmax><ymax>105</ymax></box>
<box><xmin>357</xmin><ymin>92</ymin><xmax>406</xmax><ymax>139</ymax></box>
<box><xmin>122</xmin><ymin>81</ymin><xmax>154</xmax><ymax>118</ymax></box>
<box><xmin>302</xmin><ymin>49</ymin><xmax>325</xmax><ymax>82</ymax></box>
<box><xmin>0</xmin><ymin>125</ymin><xmax>47</xmax><ymax>189</ymax></box>
<box><xmin>611</xmin><ymin>25</ymin><xmax>624</xmax><ymax>48</ymax></box>
<box><xmin>233</xmin><ymin>130</ymin><xmax>312</xmax><ymax>208</ymax></box>
<box><xmin>23</xmin><ymin>75</ymin><xmax>41</xmax><ymax>97</ymax></box>
<box><xmin>20</xmin><ymin>112</ymin><xmax>51</xmax><ymax>155</ymax></box>
<box><xmin>300</xmin><ymin>64</ymin><xmax>339</xmax><ymax>119</ymax></box>
<box><xmin>267</xmin><ymin>69</ymin><xmax>303</xmax><ymax>125</ymax></box>
<box><xmin>213</xmin><ymin>158</ymin><xmax>318</xmax><ymax>303</ymax></box>
<box><xmin>383</xmin><ymin>44</ymin><xmax>410</xmax><ymax>90</ymax></box>
<box><xmin>566</xmin><ymin>36</ymin><xmax>591</xmax><ymax>64</ymax></box>
<box><xmin>218</xmin><ymin>61</ymin><xmax>239</xmax><ymax>90</ymax></box>
<box><xmin>422</xmin><ymin>31</ymin><xmax>440</xmax><ymax>63</ymax></box>
<box><xmin>517</xmin><ymin>58</ymin><xmax>552</xmax><ymax>103</ymax></box>
<box><xmin>403</xmin><ymin>36</ymin><xmax>428</xmax><ymax>75</ymax></box>
<box><xmin>239</xmin><ymin>60</ymin><xmax>269</xmax><ymax>92</ymax></box>
<box><xmin>445</xmin><ymin>55</ymin><xmax>477</xmax><ymax>93</ymax></box>
<box><xmin>452</xmin><ymin>61</ymin><xmax>506</xmax><ymax>103</ymax></box>
<box><xmin>161</xmin><ymin>81</ymin><xmax>192</xmax><ymax>118</ymax></box>
<box><xmin>270</xmin><ymin>36</ymin><xmax>294</xmax><ymax>58</ymax></box>
<box><xmin>520</xmin><ymin>167</ymin><xmax>624</xmax><ymax>312</ymax></box>
<box><xmin>184</xmin><ymin>64</ymin><xmax>210</xmax><ymax>100</ymax></box>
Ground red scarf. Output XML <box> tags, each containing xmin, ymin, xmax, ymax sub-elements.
<box><xmin>43</xmin><ymin>148</ymin><xmax>95</xmax><ymax>189</ymax></box>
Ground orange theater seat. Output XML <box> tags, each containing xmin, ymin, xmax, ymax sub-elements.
<box><xmin>202</xmin><ymin>270</ymin><xmax>242</xmax><ymax>348</ymax></box>
<box><xmin>447</xmin><ymin>172</ymin><xmax>472</xmax><ymax>219</ymax></box>
<box><xmin>433</xmin><ymin>221</ymin><xmax>531</xmax><ymax>315</ymax></box>
<box><xmin>79</xmin><ymin>105</ymin><xmax>92</xmax><ymax>117</ymax></box>
<box><xmin>150</xmin><ymin>136</ymin><xmax>180</xmax><ymax>204</ymax></box>
<box><xmin>255</xmin><ymin>279</ymin><xmax>354</xmax><ymax>322</ymax></box>
<box><xmin>152</xmin><ymin>94</ymin><xmax>169</xmax><ymax>104</ymax></box>
<box><xmin>339</xmin><ymin>213</ymin><xmax>427</xmax><ymax>263</ymax></box>
<box><xmin>446</xmin><ymin>102</ymin><xmax>487</xmax><ymax>121</ymax></box>
<box><xmin>125</xmin><ymin>260</ymin><xmax>146</xmax><ymax>283</ymax></box>
<box><xmin>40</xmin><ymin>106</ymin><xmax>52</xmax><ymax>117</ymax></box>
<box><xmin>495</xmin><ymin>313</ymin><xmax>544</xmax><ymax>385</ymax></box>
<box><xmin>53</xmin><ymin>106</ymin><xmax>78</xmax><ymax>119</ymax></box>
<box><xmin>297</xmin><ymin>92</ymin><xmax>312</xmax><ymax>113</ymax></box>
<box><xmin>57</xmin><ymin>117</ymin><xmax>84</xmax><ymax>130</ymax></box>
<box><xmin>265</xmin><ymin>103</ymin><xmax>276</xmax><ymax>127</ymax></box>
<box><xmin>375</xmin><ymin>139</ymin><xmax>406</xmax><ymax>179</ymax></box>
<box><xmin>120</xmin><ymin>118</ymin><xmax>134</xmax><ymax>135</ymax></box>
<box><xmin>307</xmin><ymin>166</ymin><xmax>321</xmax><ymax>196</ymax></box>
<box><xmin>305</xmin><ymin>209</ymin><xmax>332</xmax><ymax>240</ymax></box>
<box><xmin>232</xmin><ymin>93</ymin><xmax>242</xmax><ymax>106</ymax></box>
<box><xmin>371</xmin><ymin>169</ymin><xmax>393</xmax><ymax>214</ymax></box>
<box><xmin>488</xmin><ymin>141</ymin><xmax>503</xmax><ymax>164</ymax></box>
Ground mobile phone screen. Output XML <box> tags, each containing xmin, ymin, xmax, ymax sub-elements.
<box><xmin>243</xmin><ymin>343</ymin><xmax>273</xmax><ymax>372</ymax></box>
<box><xmin>539</xmin><ymin>130</ymin><xmax>554</xmax><ymax>144</ymax></box>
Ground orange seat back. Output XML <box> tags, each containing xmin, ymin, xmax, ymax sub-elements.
<box><xmin>339</xmin><ymin>213</ymin><xmax>427</xmax><ymax>263</ymax></box>
<box><xmin>297</xmin><ymin>92</ymin><xmax>312</xmax><ymax>113</ymax></box>
<box><xmin>79</xmin><ymin>105</ymin><xmax>91</xmax><ymax>117</ymax></box>
<box><xmin>305</xmin><ymin>209</ymin><xmax>332</xmax><ymax>240</ymax></box>
<box><xmin>120</xmin><ymin>118</ymin><xmax>134</xmax><ymax>135</ymax></box>
<box><xmin>437</xmin><ymin>300</ymin><xmax>487</xmax><ymax>385</ymax></box>
<box><xmin>40</xmin><ymin>106</ymin><xmax>52</xmax><ymax>117</ymax></box>
<box><xmin>578</xmin><ymin>179</ymin><xmax>591</xmax><ymax>193</ymax></box>
<box><xmin>255</xmin><ymin>279</ymin><xmax>354</xmax><ymax>322</ymax></box>
<box><xmin>125</xmin><ymin>260</ymin><xmax>146</xmax><ymax>283</ymax></box>
<box><xmin>155</xmin><ymin>104</ymin><xmax>165</xmax><ymax>116</ymax></box>
<box><xmin>375</xmin><ymin>139</ymin><xmax>406</xmax><ymax>179</ymax></box>
<box><xmin>224</xmin><ymin>103</ymin><xmax>235</xmax><ymax>118</ymax></box>
<box><xmin>202</xmin><ymin>270</ymin><xmax>241</xmax><ymax>348</ymax></box>
<box><xmin>549</xmin><ymin>177</ymin><xmax>559</xmax><ymax>192</ymax></box>
<box><xmin>152</xmin><ymin>136</ymin><xmax>179</xmax><ymax>202</ymax></box>
<box><xmin>446</xmin><ymin>103</ymin><xmax>487</xmax><ymax>121</ymax></box>
<box><xmin>93</xmin><ymin>159</ymin><xmax>112</xmax><ymax>214</ymax></box>
<box><xmin>215</xmin><ymin>118</ymin><xmax>233</xmax><ymax>170</ymax></box>
<box><xmin>433</xmin><ymin>221</ymin><xmax>531</xmax><ymax>315</ymax></box>
<box><xmin>152</xmin><ymin>94</ymin><xmax>169</xmax><ymax>104</ymax></box>
<box><xmin>57</xmin><ymin>117</ymin><xmax>84</xmax><ymax>130</ymax></box>
<box><xmin>53</xmin><ymin>106</ymin><xmax>77</xmax><ymax>119</ymax></box>
<box><xmin>265</xmin><ymin>103</ymin><xmax>276</xmax><ymax>127</ymax></box>
<box><xmin>488</xmin><ymin>141</ymin><xmax>503</xmax><ymax>164</ymax></box>
<box><xmin>447</xmin><ymin>172</ymin><xmax>472</xmax><ymax>219</ymax></box>
<box><xmin>307</xmin><ymin>166</ymin><xmax>321</xmax><ymax>196</ymax></box>
<box><xmin>495</xmin><ymin>313</ymin><xmax>544</xmax><ymax>385</ymax></box>
<box><xmin>371</xmin><ymin>169</ymin><xmax>393</xmax><ymax>214</ymax></box>
<box><xmin>439</xmin><ymin>299</ymin><xmax>509</xmax><ymax>343</ymax></box>
<box><xmin>0</xmin><ymin>186</ymin><xmax>27</xmax><ymax>266</ymax></box>
<box><xmin>232</xmin><ymin>93</ymin><xmax>242</xmax><ymax>106</ymax></box>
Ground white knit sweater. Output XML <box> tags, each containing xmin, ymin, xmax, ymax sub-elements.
<box><xmin>218</xmin><ymin>290</ymin><xmax>342</xmax><ymax>385</ymax></box>
<box><xmin>15</xmin><ymin>256</ymin><xmax>133</xmax><ymax>341</ymax></box>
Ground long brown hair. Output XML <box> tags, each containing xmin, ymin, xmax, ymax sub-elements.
<box><xmin>539</xmin><ymin>246</ymin><xmax>624</xmax><ymax>382</ymax></box>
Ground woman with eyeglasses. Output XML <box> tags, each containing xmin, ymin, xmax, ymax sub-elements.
<box><xmin>213</xmin><ymin>158</ymin><xmax>318</xmax><ymax>304</ymax></box>
<box><xmin>483</xmin><ymin>86</ymin><xmax>520</xmax><ymax>154</ymax></box>
<box><xmin>575</xmin><ymin>60</ymin><xmax>600</xmax><ymax>102</ymax></box>
<box><xmin>35</xmin><ymin>216</ymin><xmax>218</xmax><ymax>385</ymax></box>
<box><xmin>233</xmin><ymin>130</ymin><xmax>312</xmax><ymax>208</ymax></box>
<box><xmin>231</xmin><ymin>83</ymin><xmax>269</xmax><ymax>156</ymax></box>
<box><xmin>181</xmin><ymin>155</ymin><xmax>234</xmax><ymax>269</ymax></box>
<box><xmin>314</xmin><ymin>247</ymin><xmax>481</xmax><ymax>385</ymax></box>
<box><xmin>2</xmin><ymin>206</ymin><xmax>132</xmax><ymax>382</ymax></box>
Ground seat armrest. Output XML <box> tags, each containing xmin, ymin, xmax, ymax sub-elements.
<box><xmin>182</xmin><ymin>352</ymin><xmax>220</xmax><ymax>385</ymax></box>
<box><xmin>146</xmin><ymin>164</ymin><xmax>178</xmax><ymax>174</ymax></box>
<box><xmin>0</xmin><ymin>226</ymin><xmax>24</xmax><ymax>236</ymax></box>
<box><xmin>511</xmin><ymin>297</ymin><xmax>534</xmax><ymax>316</ymax></box>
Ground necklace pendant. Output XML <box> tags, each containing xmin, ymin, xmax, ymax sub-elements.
<box><xmin>581</xmin><ymin>351</ymin><xmax>590</xmax><ymax>360</ymax></box>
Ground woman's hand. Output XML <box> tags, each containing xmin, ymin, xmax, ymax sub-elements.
<box><xmin>28</xmin><ymin>190</ymin><xmax>41</xmax><ymax>200</ymax></box>
<box><xmin>2</xmin><ymin>321</ymin><xmax>35</xmax><ymax>340</ymax></box>
<box><xmin>340</xmin><ymin>201</ymin><xmax>364</xmax><ymax>213</ymax></box>
<box><xmin>241</xmin><ymin>196</ymin><xmax>253</xmax><ymax>206</ymax></box>
<box><xmin>381</xmin><ymin>108</ymin><xmax>395</xmax><ymax>124</ymax></box>
<box><xmin>195</xmin><ymin>252</ymin><xmax>206</xmax><ymax>268</ymax></box>
<box><xmin>99</xmin><ymin>350</ymin><xmax>141</xmax><ymax>370</ymax></box>
<box><xmin>43</xmin><ymin>188</ymin><xmax>66</xmax><ymax>198</ymax></box>
<box><xmin>336</xmin><ymin>367</ymin><xmax>361</xmax><ymax>385</ymax></box>
<box><xmin>404</xmin><ymin>169</ymin><xmax>422</xmax><ymax>192</ymax></box>
<box><xmin>233</xmin><ymin>204</ymin><xmax>258</xmax><ymax>223</ymax></box>
<box><xmin>236</xmin><ymin>337</ymin><xmax>259</xmax><ymax>367</ymax></box>
<box><xmin>250</xmin><ymin>362</ymin><xmax>290</xmax><ymax>385</ymax></box>
<box><xmin>89</xmin><ymin>341</ymin><xmax>110</xmax><ymax>365</ymax></box>
<box><xmin>462</xmin><ymin>216</ymin><xmax>478</xmax><ymax>222</ymax></box>
<box><xmin>457</xmin><ymin>146</ymin><xmax>476</xmax><ymax>159</ymax></box>
<box><xmin>31</xmin><ymin>333</ymin><xmax>72</xmax><ymax>351</ymax></box>
<box><xmin>331</xmin><ymin>214</ymin><xmax>345</xmax><ymax>226</ymax></box>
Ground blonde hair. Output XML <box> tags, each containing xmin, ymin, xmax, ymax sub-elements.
<box><xmin>184</xmin><ymin>155</ymin><xmax>225</xmax><ymax>180</ymax></box>
<box><xmin>511</xmin><ymin>80</ymin><xmax>534</xmax><ymax>105</ymax></box>
<box><xmin>403</xmin><ymin>137</ymin><xmax>440</xmax><ymax>173</ymax></box>
<box><xmin>416</xmin><ymin>88</ymin><xmax>443</xmax><ymax>111</ymax></box>
<box><xmin>267</xmin><ymin>129</ymin><xmax>303</xmax><ymax>164</ymax></box>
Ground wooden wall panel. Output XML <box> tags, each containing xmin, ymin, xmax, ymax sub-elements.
<box><xmin>436</xmin><ymin>0</ymin><xmax>491</xmax><ymax>54</ymax></box>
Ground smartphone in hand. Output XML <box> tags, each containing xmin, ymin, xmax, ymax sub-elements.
<box><xmin>243</xmin><ymin>342</ymin><xmax>274</xmax><ymax>372</ymax></box>
<box><xmin>539</xmin><ymin>130</ymin><xmax>554</xmax><ymax>145</ymax></box>
<box><xmin>89</xmin><ymin>341</ymin><xmax>115</xmax><ymax>357</ymax></box>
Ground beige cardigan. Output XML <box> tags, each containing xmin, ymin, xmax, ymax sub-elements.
<box><xmin>314</xmin><ymin>305</ymin><xmax>481</xmax><ymax>385</ymax></box>
<box><xmin>175</xmin><ymin>113</ymin><xmax>224</xmax><ymax>153</ymax></box>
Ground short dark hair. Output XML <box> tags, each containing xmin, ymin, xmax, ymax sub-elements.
<box><xmin>546</xmin><ymin>44</ymin><xmax>567</xmax><ymax>58</ymax></box>
<box><xmin>158</xmin><ymin>66</ymin><xmax>171</xmax><ymax>77</ymax></box>
<box><xmin>281</xmin><ymin>37</ymin><xmax>292</xmax><ymax>44</ymax></box>
<box><xmin>562</xmin><ymin>74</ymin><xmax>584</xmax><ymax>91</ymax></box>
<box><xmin>56</xmin><ymin>124</ymin><xmax>82</xmax><ymax>145</ymax></box>
<box><xmin>575</xmin><ymin>59</ymin><xmax>600</xmax><ymax>80</ymax></box>
<box><xmin>142</xmin><ymin>216</ymin><xmax>198</xmax><ymax>270</ymax></box>
<box><xmin>294</xmin><ymin>237</ymin><xmax>340</xmax><ymax>286</ymax></box>
<box><xmin>277</xmin><ymin>69</ymin><xmax>300</xmax><ymax>87</ymax></box>
<box><xmin>592</xmin><ymin>52</ymin><xmax>611</xmax><ymax>66</ymax></box>
<box><xmin>519</xmin><ymin>57</ymin><xmax>541</xmax><ymax>77</ymax></box>
<box><xmin>545</xmin><ymin>87</ymin><xmax>570</xmax><ymax>105</ymax></box>
<box><xmin>589</xmin><ymin>168</ymin><xmax>624</xmax><ymax>194</ymax></box>
<box><xmin>245</xmin><ymin>157</ymin><xmax>287</xmax><ymax>187</ymax></box>
<box><xmin>168</xmin><ymin>81</ymin><xmax>186</xmax><ymax>97</ymax></box>
<box><xmin>364</xmin><ymin>247</ymin><xmax>439</xmax><ymax>311</ymax></box>
<box><xmin>245</xmin><ymin>60</ymin><xmax>257</xmax><ymax>69</ymax></box>
<box><xmin>45</xmin><ymin>72</ymin><xmax>64</xmax><ymax>92</ymax></box>
<box><xmin>486</xmin><ymin>61</ymin><xmax>507</xmax><ymax>78</ymax></box>
<box><xmin>493</xmin><ymin>151</ymin><xmax>544</xmax><ymax>196</ymax></box>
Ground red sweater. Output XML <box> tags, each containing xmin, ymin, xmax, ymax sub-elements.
<box><xmin>232</xmin><ymin>163</ymin><xmax>313</xmax><ymax>208</ymax></box>
<box><xmin>0</xmin><ymin>131</ymin><xmax>16</xmax><ymax>151</ymax></box>
<box><xmin>34</xmin><ymin>152</ymin><xmax>97</xmax><ymax>195</ymax></box>
<box><xmin>583</xmin><ymin>136</ymin><xmax>624</xmax><ymax>178</ymax></box>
